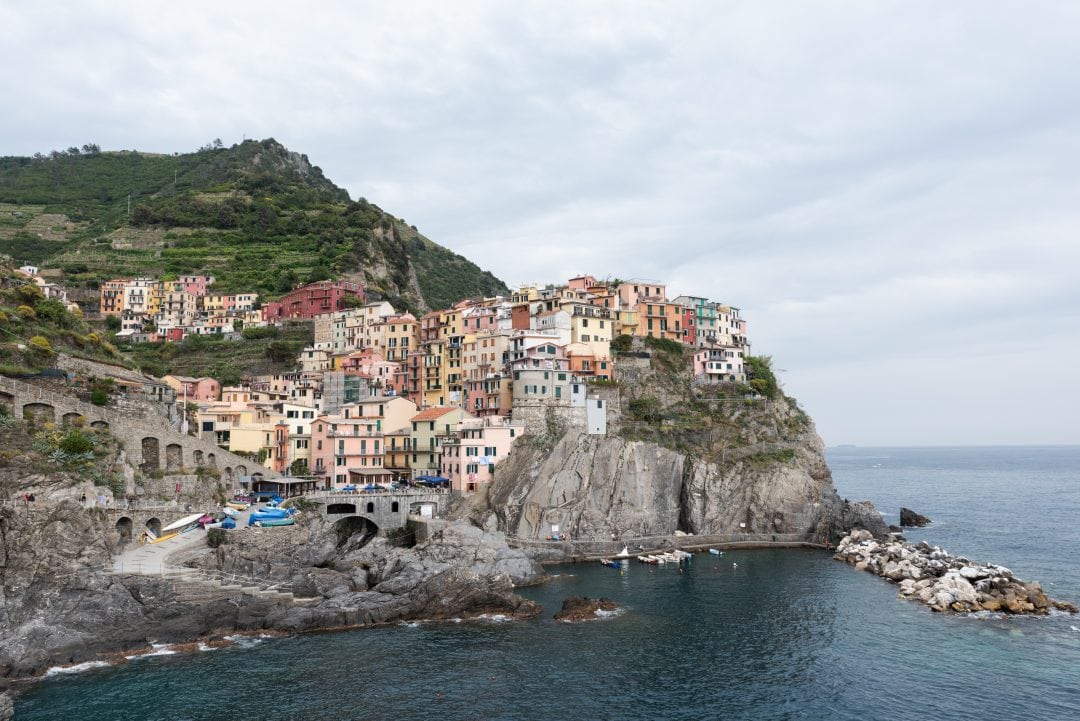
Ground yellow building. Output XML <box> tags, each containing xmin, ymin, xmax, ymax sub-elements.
<box><xmin>407</xmin><ymin>406</ymin><xmax>476</xmax><ymax>475</ymax></box>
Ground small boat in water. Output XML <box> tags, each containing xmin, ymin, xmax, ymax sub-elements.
<box><xmin>708</xmin><ymin>548</ymin><xmax>723</xmax><ymax>556</ymax></box>
<box><xmin>600</xmin><ymin>558</ymin><xmax>628</xmax><ymax>568</ymax></box>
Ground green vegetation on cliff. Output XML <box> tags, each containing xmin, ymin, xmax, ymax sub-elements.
<box><xmin>616</xmin><ymin>337</ymin><xmax>811</xmax><ymax>457</ymax></box>
<box><xmin>117</xmin><ymin>322</ymin><xmax>313</xmax><ymax>383</ymax></box>
<box><xmin>0</xmin><ymin>266</ymin><xmax>122</xmax><ymax>374</ymax></box>
<box><xmin>0</xmin><ymin>139</ymin><xmax>509</xmax><ymax>312</ymax></box>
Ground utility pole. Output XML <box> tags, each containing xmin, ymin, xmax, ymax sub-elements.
<box><xmin>127</xmin><ymin>194</ymin><xmax>131</xmax><ymax>216</ymax></box>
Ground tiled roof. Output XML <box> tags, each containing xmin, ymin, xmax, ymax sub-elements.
<box><xmin>410</xmin><ymin>407</ymin><xmax>459</xmax><ymax>421</ymax></box>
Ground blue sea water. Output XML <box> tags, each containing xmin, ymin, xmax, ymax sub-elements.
<box><xmin>14</xmin><ymin>446</ymin><xmax>1080</xmax><ymax>720</ymax></box>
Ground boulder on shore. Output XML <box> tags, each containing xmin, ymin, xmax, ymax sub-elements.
<box><xmin>900</xmin><ymin>507</ymin><xmax>931</xmax><ymax>527</ymax></box>
<box><xmin>553</xmin><ymin>596</ymin><xmax>619</xmax><ymax>622</ymax></box>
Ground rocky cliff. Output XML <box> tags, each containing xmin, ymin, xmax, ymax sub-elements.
<box><xmin>470</xmin><ymin>342</ymin><xmax>885</xmax><ymax>545</ymax></box>
<box><xmin>0</xmin><ymin>503</ymin><xmax>542</xmax><ymax>683</ymax></box>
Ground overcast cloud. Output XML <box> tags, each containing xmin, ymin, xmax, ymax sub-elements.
<box><xmin>3</xmin><ymin>1</ymin><xmax>1079</xmax><ymax>446</ymax></box>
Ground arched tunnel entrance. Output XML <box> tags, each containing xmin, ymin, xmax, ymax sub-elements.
<box><xmin>332</xmin><ymin>516</ymin><xmax>379</xmax><ymax>551</ymax></box>
<box><xmin>115</xmin><ymin>516</ymin><xmax>133</xmax><ymax>544</ymax></box>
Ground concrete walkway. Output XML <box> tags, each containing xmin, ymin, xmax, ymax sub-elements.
<box><xmin>111</xmin><ymin>505</ymin><xmax>256</xmax><ymax>576</ymax></box>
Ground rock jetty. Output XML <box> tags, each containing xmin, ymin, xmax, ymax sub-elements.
<box><xmin>834</xmin><ymin>530</ymin><xmax>1078</xmax><ymax>615</ymax></box>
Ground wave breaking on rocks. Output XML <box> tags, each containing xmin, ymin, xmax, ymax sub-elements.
<box><xmin>834</xmin><ymin>530</ymin><xmax>1078</xmax><ymax>615</ymax></box>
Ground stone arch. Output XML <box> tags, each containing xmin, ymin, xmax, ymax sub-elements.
<box><xmin>207</xmin><ymin>453</ymin><xmax>217</xmax><ymax>468</ymax></box>
<box><xmin>145</xmin><ymin>517</ymin><xmax>162</xmax><ymax>538</ymax></box>
<box><xmin>223</xmin><ymin>467</ymin><xmax>233</xmax><ymax>482</ymax></box>
<box><xmin>140</xmin><ymin>437</ymin><xmax>160</xmax><ymax>471</ymax></box>
<box><xmin>251</xmin><ymin>472</ymin><xmax>264</xmax><ymax>486</ymax></box>
<box><xmin>91</xmin><ymin>420</ymin><xmax>109</xmax><ymax>430</ymax></box>
<box><xmin>391</xmin><ymin>501</ymin><xmax>400</xmax><ymax>513</ymax></box>
<box><xmin>165</xmin><ymin>443</ymin><xmax>183</xmax><ymax>472</ymax></box>
<box><xmin>22</xmin><ymin>402</ymin><xmax>54</xmax><ymax>423</ymax></box>
<box><xmin>115</xmin><ymin>516</ymin><xmax>133</xmax><ymax>543</ymax></box>
<box><xmin>193</xmin><ymin>449</ymin><xmax>204</xmax><ymax>466</ymax></box>
<box><xmin>332</xmin><ymin>516</ymin><xmax>379</xmax><ymax>549</ymax></box>
<box><xmin>327</xmin><ymin>502</ymin><xmax>357</xmax><ymax>515</ymax></box>
<box><xmin>0</xmin><ymin>390</ymin><xmax>14</xmax><ymax>409</ymax></box>
<box><xmin>236</xmin><ymin>464</ymin><xmax>247</xmax><ymax>477</ymax></box>
<box><xmin>365</xmin><ymin>501</ymin><xmax>375</xmax><ymax>514</ymax></box>
<box><xmin>62</xmin><ymin>412</ymin><xmax>84</xmax><ymax>427</ymax></box>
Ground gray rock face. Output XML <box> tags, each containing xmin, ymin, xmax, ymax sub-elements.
<box><xmin>0</xmin><ymin>503</ymin><xmax>543</xmax><ymax>681</ymax></box>
<box><xmin>0</xmin><ymin>690</ymin><xmax>13</xmax><ymax>721</ymax></box>
<box><xmin>476</xmin><ymin>397</ymin><xmax>885</xmax><ymax>544</ymax></box>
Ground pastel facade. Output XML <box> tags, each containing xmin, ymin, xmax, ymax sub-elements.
<box><xmin>262</xmin><ymin>280</ymin><xmax>363</xmax><ymax>322</ymax></box>
<box><xmin>439</xmin><ymin>416</ymin><xmax>524</xmax><ymax>492</ymax></box>
<box><xmin>407</xmin><ymin>407</ymin><xmax>475</xmax><ymax>476</ymax></box>
<box><xmin>164</xmin><ymin>375</ymin><xmax>221</xmax><ymax>402</ymax></box>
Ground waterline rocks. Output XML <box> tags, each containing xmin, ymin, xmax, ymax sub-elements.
<box><xmin>899</xmin><ymin>507</ymin><xmax>931</xmax><ymax>527</ymax></box>
<box><xmin>553</xmin><ymin>596</ymin><xmax>619</xmax><ymax>622</ymax></box>
<box><xmin>834</xmin><ymin>530</ymin><xmax>1078</xmax><ymax>615</ymax></box>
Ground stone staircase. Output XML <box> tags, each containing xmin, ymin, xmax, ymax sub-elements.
<box><xmin>162</xmin><ymin>566</ymin><xmax>320</xmax><ymax>607</ymax></box>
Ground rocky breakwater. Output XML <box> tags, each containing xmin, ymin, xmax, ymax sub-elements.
<box><xmin>834</xmin><ymin>530</ymin><xmax>1078</xmax><ymax>615</ymax></box>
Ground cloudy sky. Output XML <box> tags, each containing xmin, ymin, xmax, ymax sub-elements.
<box><xmin>3</xmin><ymin>1</ymin><xmax>1079</xmax><ymax>446</ymax></box>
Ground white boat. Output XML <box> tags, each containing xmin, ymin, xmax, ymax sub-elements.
<box><xmin>161</xmin><ymin>513</ymin><xmax>205</xmax><ymax>534</ymax></box>
<box><xmin>615</xmin><ymin>546</ymin><xmax>631</xmax><ymax>558</ymax></box>
<box><xmin>708</xmin><ymin>548</ymin><xmax>723</xmax><ymax>556</ymax></box>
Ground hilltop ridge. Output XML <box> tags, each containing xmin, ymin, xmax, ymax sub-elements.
<box><xmin>0</xmin><ymin>138</ymin><xmax>508</xmax><ymax>312</ymax></box>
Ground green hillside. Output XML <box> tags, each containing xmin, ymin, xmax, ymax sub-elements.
<box><xmin>0</xmin><ymin>139</ymin><xmax>508</xmax><ymax>312</ymax></box>
<box><xmin>0</xmin><ymin>265</ymin><xmax>123</xmax><ymax>375</ymax></box>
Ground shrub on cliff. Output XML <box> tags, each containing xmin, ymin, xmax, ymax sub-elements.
<box><xmin>610</xmin><ymin>334</ymin><xmax>633</xmax><ymax>353</ymax></box>
<box><xmin>746</xmin><ymin>355</ymin><xmax>779</xmax><ymax>399</ymax></box>
<box><xmin>629</xmin><ymin>395</ymin><xmax>662</xmax><ymax>423</ymax></box>
<box><xmin>58</xmin><ymin>429</ymin><xmax>94</xmax><ymax>455</ymax></box>
<box><xmin>206</xmin><ymin>529</ymin><xmax>228</xmax><ymax>548</ymax></box>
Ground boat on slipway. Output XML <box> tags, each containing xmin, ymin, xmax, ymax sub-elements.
<box><xmin>250</xmin><ymin>517</ymin><xmax>296</xmax><ymax>527</ymax></box>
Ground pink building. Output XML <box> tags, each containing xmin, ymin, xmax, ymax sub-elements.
<box><xmin>163</xmin><ymin>375</ymin><xmax>221</xmax><ymax>401</ymax></box>
<box><xmin>262</xmin><ymin>280</ymin><xmax>364</xmax><ymax>323</ymax></box>
<box><xmin>310</xmin><ymin>414</ymin><xmax>385</xmax><ymax>488</ymax></box>
<box><xmin>337</xmin><ymin>349</ymin><xmax>400</xmax><ymax>392</ymax></box>
<box><xmin>178</xmin><ymin>275</ymin><xmax>213</xmax><ymax>296</ymax></box>
<box><xmin>439</xmin><ymin>417</ymin><xmax>523</xmax><ymax>492</ymax></box>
